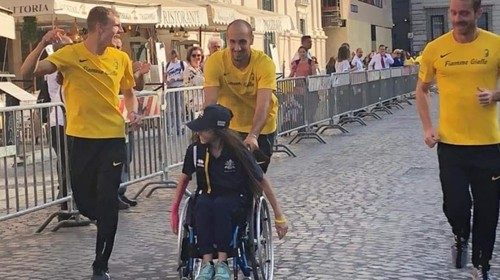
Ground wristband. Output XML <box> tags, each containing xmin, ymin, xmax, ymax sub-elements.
<box><xmin>275</xmin><ymin>216</ymin><xmax>287</xmax><ymax>224</ymax></box>
<box><xmin>249</xmin><ymin>133</ymin><xmax>258</xmax><ymax>139</ymax></box>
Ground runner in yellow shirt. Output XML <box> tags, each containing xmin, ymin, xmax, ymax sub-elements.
<box><xmin>415</xmin><ymin>0</ymin><xmax>500</xmax><ymax>278</ymax></box>
<box><xmin>203</xmin><ymin>19</ymin><xmax>278</xmax><ymax>172</ymax></box>
<box><xmin>20</xmin><ymin>6</ymin><xmax>140</xmax><ymax>280</ymax></box>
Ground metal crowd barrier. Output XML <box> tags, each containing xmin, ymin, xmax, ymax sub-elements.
<box><xmin>275</xmin><ymin>66</ymin><xmax>418</xmax><ymax>152</ymax></box>
<box><xmin>133</xmin><ymin>86</ymin><xmax>203</xmax><ymax>198</ymax></box>
<box><xmin>0</xmin><ymin>102</ymin><xmax>90</xmax><ymax>232</ymax></box>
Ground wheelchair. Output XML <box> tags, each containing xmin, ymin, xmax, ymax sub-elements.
<box><xmin>177</xmin><ymin>192</ymin><xmax>275</xmax><ymax>280</ymax></box>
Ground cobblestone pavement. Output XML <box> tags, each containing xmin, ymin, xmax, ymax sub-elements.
<box><xmin>1</xmin><ymin>97</ymin><xmax>499</xmax><ymax>280</ymax></box>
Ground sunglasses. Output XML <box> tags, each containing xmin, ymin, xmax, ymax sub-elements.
<box><xmin>191</xmin><ymin>53</ymin><xmax>202</xmax><ymax>58</ymax></box>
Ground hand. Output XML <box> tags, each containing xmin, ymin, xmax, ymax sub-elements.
<box><xmin>170</xmin><ymin>204</ymin><xmax>180</xmax><ymax>235</ymax></box>
<box><xmin>477</xmin><ymin>87</ymin><xmax>496</xmax><ymax>106</ymax></box>
<box><xmin>41</xmin><ymin>28</ymin><xmax>65</xmax><ymax>46</ymax></box>
<box><xmin>274</xmin><ymin>217</ymin><xmax>288</xmax><ymax>240</ymax></box>
<box><xmin>423</xmin><ymin>127</ymin><xmax>439</xmax><ymax>148</ymax></box>
<box><xmin>133</xmin><ymin>61</ymin><xmax>151</xmax><ymax>75</ymax></box>
<box><xmin>128</xmin><ymin>111</ymin><xmax>142</xmax><ymax>131</ymax></box>
<box><xmin>243</xmin><ymin>134</ymin><xmax>259</xmax><ymax>152</ymax></box>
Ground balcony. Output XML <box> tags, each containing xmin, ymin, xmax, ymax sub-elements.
<box><xmin>322</xmin><ymin>12</ymin><xmax>342</xmax><ymax>27</ymax></box>
<box><xmin>295</xmin><ymin>0</ymin><xmax>310</xmax><ymax>6</ymax></box>
<box><xmin>322</xmin><ymin>0</ymin><xmax>341</xmax><ymax>27</ymax></box>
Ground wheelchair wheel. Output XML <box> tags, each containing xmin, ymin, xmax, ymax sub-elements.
<box><xmin>177</xmin><ymin>196</ymin><xmax>189</xmax><ymax>278</ymax></box>
<box><xmin>177</xmin><ymin>197</ymin><xmax>202</xmax><ymax>279</ymax></box>
<box><xmin>249</xmin><ymin>197</ymin><xmax>274</xmax><ymax>280</ymax></box>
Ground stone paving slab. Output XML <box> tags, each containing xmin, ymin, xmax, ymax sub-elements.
<box><xmin>0</xmin><ymin>96</ymin><xmax>499</xmax><ymax>279</ymax></box>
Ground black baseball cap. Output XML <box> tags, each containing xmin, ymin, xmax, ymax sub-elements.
<box><xmin>186</xmin><ymin>104</ymin><xmax>233</xmax><ymax>132</ymax></box>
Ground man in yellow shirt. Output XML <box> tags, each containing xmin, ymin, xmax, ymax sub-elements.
<box><xmin>415</xmin><ymin>0</ymin><xmax>500</xmax><ymax>278</ymax></box>
<box><xmin>203</xmin><ymin>19</ymin><xmax>278</xmax><ymax>172</ymax></box>
<box><xmin>20</xmin><ymin>6</ymin><xmax>139</xmax><ymax>280</ymax></box>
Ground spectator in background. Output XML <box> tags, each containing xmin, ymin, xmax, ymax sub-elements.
<box><xmin>390</xmin><ymin>49</ymin><xmax>404</xmax><ymax>67</ymax></box>
<box><xmin>165</xmin><ymin>49</ymin><xmax>188</xmax><ymax>89</ymax></box>
<box><xmin>291</xmin><ymin>35</ymin><xmax>313</xmax><ymax>65</ymax></box>
<box><xmin>183</xmin><ymin>46</ymin><xmax>205</xmax><ymax>121</ymax></box>
<box><xmin>326</xmin><ymin>56</ymin><xmax>336</xmax><ymax>74</ymax></box>
<box><xmin>351</xmin><ymin>48</ymin><xmax>364</xmax><ymax>72</ymax></box>
<box><xmin>335</xmin><ymin>45</ymin><xmax>351</xmax><ymax>73</ymax></box>
<box><xmin>289</xmin><ymin>46</ymin><xmax>316</xmax><ymax>77</ymax></box>
<box><xmin>183</xmin><ymin>46</ymin><xmax>204</xmax><ymax>87</ymax></box>
<box><xmin>404</xmin><ymin>51</ymin><xmax>415</xmax><ymax>66</ymax></box>
<box><xmin>368</xmin><ymin>44</ymin><xmax>394</xmax><ymax>70</ymax></box>
<box><xmin>207</xmin><ymin>36</ymin><xmax>224</xmax><ymax>55</ymax></box>
<box><xmin>363</xmin><ymin>51</ymin><xmax>375</xmax><ymax>70</ymax></box>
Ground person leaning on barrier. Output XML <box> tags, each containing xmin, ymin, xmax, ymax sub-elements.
<box><xmin>203</xmin><ymin>19</ymin><xmax>278</xmax><ymax>173</ymax></box>
<box><xmin>20</xmin><ymin>6</ymin><xmax>140</xmax><ymax>280</ymax></box>
<box><xmin>325</xmin><ymin>56</ymin><xmax>336</xmax><ymax>74</ymax></box>
<box><xmin>170</xmin><ymin>104</ymin><xmax>287</xmax><ymax>280</ymax></box>
<box><xmin>183</xmin><ymin>46</ymin><xmax>204</xmax><ymax>87</ymax></box>
<box><xmin>415</xmin><ymin>0</ymin><xmax>500</xmax><ymax>278</ymax></box>
<box><xmin>335</xmin><ymin>45</ymin><xmax>351</xmax><ymax>73</ymax></box>
<box><xmin>289</xmin><ymin>46</ymin><xmax>316</xmax><ymax>78</ymax></box>
<box><xmin>110</xmin><ymin>35</ymin><xmax>151</xmax><ymax>210</ymax></box>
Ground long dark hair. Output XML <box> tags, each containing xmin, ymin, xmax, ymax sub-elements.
<box><xmin>213</xmin><ymin>129</ymin><xmax>262</xmax><ymax>196</ymax></box>
<box><xmin>337</xmin><ymin>45</ymin><xmax>350</xmax><ymax>62</ymax></box>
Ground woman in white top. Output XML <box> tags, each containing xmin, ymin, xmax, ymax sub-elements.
<box><xmin>335</xmin><ymin>45</ymin><xmax>351</xmax><ymax>73</ymax></box>
<box><xmin>183</xmin><ymin>46</ymin><xmax>205</xmax><ymax>118</ymax></box>
<box><xmin>183</xmin><ymin>46</ymin><xmax>204</xmax><ymax>87</ymax></box>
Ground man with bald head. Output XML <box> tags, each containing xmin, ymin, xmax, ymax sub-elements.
<box><xmin>203</xmin><ymin>19</ymin><xmax>278</xmax><ymax>173</ymax></box>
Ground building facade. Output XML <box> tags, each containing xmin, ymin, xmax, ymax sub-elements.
<box><xmin>1</xmin><ymin>0</ymin><xmax>326</xmax><ymax>78</ymax></box>
<box><xmin>323</xmin><ymin>0</ymin><xmax>394</xmax><ymax>62</ymax></box>
<box><xmin>410</xmin><ymin>0</ymin><xmax>500</xmax><ymax>53</ymax></box>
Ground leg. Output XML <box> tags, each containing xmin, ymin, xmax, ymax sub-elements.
<box><xmin>213</xmin><ymin>195</ymin><xmax>245</xmax><ymax>257</ymax></box>
<box><xmin>238</xmin><ymin>132</ymin><xmax>275</xmax><ymax>173</ymax></box>
<box><xmin>51</xmin><ymin>126</ymin><xmax>68</xmax><ymax>210</ymax></box>
<box><xmin>67</xmin><ymin>137</ymin><xmax>100</xmax><ymax>220</ymax></box>
<box><xmin>93</xmin><ymin>139</ymin><xmax>126</xmax><ymax>272</ymax></box>
<box><xmin>195</xmin><ymin>194</ymin><xmax>217</xmax><ymax>280</ymax></box>
<box><xmin>470</xmin><ymin>145</ymin><xmax>500</xmax><ymax>271</ymax></box>
<box><xmin>437</xmin><ymin>143</ymin><xmax>472</xmax><ymax>240</ymax></box>
<box><xmin>194</xmin><ymin>194</ymin><xmax>216</xmax><ymax>256</ymax></box>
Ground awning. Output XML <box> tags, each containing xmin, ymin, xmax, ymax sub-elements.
<box><xmin>188</xmin><ymin>0</ymin><xmax>248</xmax><ymax>26</ymax></box>
<box><xmin>0</xmin><ymin>6</ymin><xmax>15</xmax><ymax>39</ymax></box>
<box><xmin>155</xmin><ymin>0</ymin><xmax>208</xmax><ymax>28</ymax></box>
<box><xmin>230</xmin><ymin>5</ymin><xmax>293</xmax><ymax>33</ymax></box>
<box><xmin>0</xmin><ymin>0</ymin><xmax>160</xmax><ymax>24</ymax></box>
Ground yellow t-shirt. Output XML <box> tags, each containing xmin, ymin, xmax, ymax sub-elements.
<box><xmin>419</xmin><ymin>29</ymin><xmax>500</xmax><ymax>145</ymax></box>
<box><xmin>404</xmin><ymin>57</ymin><xmax>415</xmax><ymax>66</ymax></box>
<box><xmin>204</xmin><ymin>48</ymin><xmax>278</xmax><ymax>134</ymax></box>
<box><xmin>47</xmin><ymin>43</ymin><xmax>135</xmax><ymax>138</ymax></box>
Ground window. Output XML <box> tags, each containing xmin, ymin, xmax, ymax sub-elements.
<box><xmin>322</xmin><ymin>0</ymin><xmax>339</xmax><ymax>7</ymax></box>
<box><xmin>299</xmin><ymin>19</ymin><xmax>306</xmax><ymax>35</ymax></box>
<box><xmin>262</xmin><ymin>0</ymin><xmax>274</xmax><ymax>12</ymax></box>
<box><xmin>264</xmin><ymin>32</ymin><xmax>275</xmax><ymax>57</ymax></box>
<box><xmin>430</xmin><ymin>15</ymin><xmax>445</xmax><ymax>40</ymax></box>
<box><xmin>371</xmin><ymin>24</ymin><xmax>376</xmax><ymax>41</ymax></box>
<box><xmin>478</xmin><ymin>12</ymin><xmax>489</xmax><ymax>30</ymax></box>
<box><xmin>358</xmin><ymin>0</ymin><xmax>383</xmax><ymax>8</ymax></box>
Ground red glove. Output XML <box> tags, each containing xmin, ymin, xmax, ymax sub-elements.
<box><xmin>170</xmin><ymin>203</ymin><xmax>180</xmax><ymax>235</ymax></box>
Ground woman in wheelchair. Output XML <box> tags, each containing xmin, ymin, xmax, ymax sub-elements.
<box><xmin>170</xmin><ymin>104</ymin><xmax>288</xmax><ymax>280</ymax></box>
